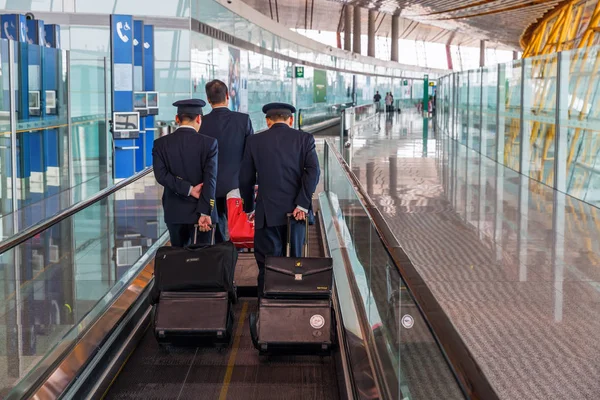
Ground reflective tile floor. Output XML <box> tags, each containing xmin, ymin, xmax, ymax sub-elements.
<box><xmin>346</xmin><ymin>111</ymin><xmax>600</xmax><ymax>399</ymax></box>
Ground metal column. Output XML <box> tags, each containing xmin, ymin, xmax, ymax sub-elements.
<box><xmin>479</xmin><ymin>40</ymin><xmax>486</xmax><ymax>68</ymax></box>
<box><xmin>344</xmin><ymin>6</ymin><xmax>352</xmax><ymax>51</ymax></box>
<box><xmin>353</xmin><ymin>5</ymin><xmax>361</xmax><ymax>54</ymax></box>
<box><xmin>391</xmin><ymin>15</ymin><xmax>399</xmax><ymax>62</ymax></box>
<box><xmin>8</xmin><ymin>42</ymin><xmax>18</xmax><ymax>223</ymax></box>
<box><xmin>368</xmin><ymin>9</ymin><xmax>376</xmax><ymax>57</ymax></box>
<box><xmin>8</xmin><ymin>39</ymin><xmax>23</xmax><ymax>376</ymax></box>
<box><xmin>67</xmin><ymin>51</ymin><xmax>74</xmax><ymax>196</ymax></box>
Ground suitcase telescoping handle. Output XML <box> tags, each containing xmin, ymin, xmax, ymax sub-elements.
<box><xmin>193</xmin><ymin>224</ymin><xmax>216</xmax><ymax>246</ymax></box>
<box><xmin>286</xmin><ymin>212</ymin><xmax>309</xmax><ymax>258</ymax></box>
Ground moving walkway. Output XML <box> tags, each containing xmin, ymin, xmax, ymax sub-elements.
<box><xmin>0</xmin><ymin>140</ymin><xmax>494</xmax><ymax>400</ymax></box>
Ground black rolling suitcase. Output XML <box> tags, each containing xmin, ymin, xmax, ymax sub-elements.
<box><xmin>152</xmin><ymin>226</ymin><xmax>238</xmax><ymax>345</ymax></box>
<box><xmin>250</xmin><ymin>215</ymin><xmax>334</xmax><ymax>354</ymax></box>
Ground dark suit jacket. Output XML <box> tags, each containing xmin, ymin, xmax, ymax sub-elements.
<box><xmin>199</xmin><ymin>107</ymin><xmax>253</xmax><ymax>198</ymax></box>
<box><xmin>239</xmin><ymin>123</ymin><xmax>320</xmax><ymax>229</ymax></box>
<box><xmin>152</xmin><ymin>126</ymin><xmax>218</xmax><ymax>224</ymax></box>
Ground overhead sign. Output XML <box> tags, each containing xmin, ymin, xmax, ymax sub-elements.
<box><xmin>295</xmin><ymin>66</ymin><xmax>304</xmax><ymax>78</ymax></box>
<box><xmin>429</xmin><ymin>81</ymin><xmax>436</xmax><ymax>87</ymax></box>
<box><xmin>1</xmin><ymin>14</ymin><xmax>27</xmax><ymax>42</ymax></box>
<box><xmin>403</xmin><ymin>80</ymin><xmax>408</xmax><ymax>86</ymax></box>
<box><xmin>313</xmin><ymin>69</ymin><xmax>326</xmax><ymax>103</ymax></box>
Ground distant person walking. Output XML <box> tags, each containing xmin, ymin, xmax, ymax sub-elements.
<box><xmin>373</xmin><ymin>91</ymin><xmax>382</xmax><ymax>112</ymax></box>
<box><xmin>385</xmin><ymin>92</ymin><xmax>392</xmax><ymax>113</ymax></box>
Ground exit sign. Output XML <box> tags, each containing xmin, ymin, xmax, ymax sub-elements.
<box><xmin>295</xmin><ymin>66</ymin><xmax>304</xmax><ymax>78</ymax></box>
<box><xmin>403</xmin><ymin>80</ymin><xmax>408</xmax><ymax>86</ymax></box>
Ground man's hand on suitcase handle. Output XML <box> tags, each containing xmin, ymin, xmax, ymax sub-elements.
<box><xmin>198</xmin><ymin>215</ymin><xmax>212</xmax><ymax>232</ymax></box>
<box><xmin>292</xmin><ymin>207</ymin><xmax>306</xmax><ymax>221</ymax></box>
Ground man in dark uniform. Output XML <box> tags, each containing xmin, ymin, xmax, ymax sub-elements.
<box><xmin>239</xmin><ymin>103</ymin><xmax>320</xmax><ymax>296</ymax></box>
<box><xmin>199</xmin><ymin>79</ymin><xmax>254</xmax><ymax>243</ymax></box>
<box><xmin>152</xmin><ymin>99</ymin><xmax>218</xmax><ymax>247</ymax></box>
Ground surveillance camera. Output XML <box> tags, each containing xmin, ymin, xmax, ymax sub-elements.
<box><xmin>344</xmin><ymin>141</ymin><xmax>352</xmax><ymax>149</ymax></box>
<box><xmin>25</xmin><ymin>13</ymin><xmax>35</xmax><ymax>20</ymax></box>
<box><xmin>227</xmin><ymin>0</ymin><xmax>232</xmax><ymax>3</ymax></box>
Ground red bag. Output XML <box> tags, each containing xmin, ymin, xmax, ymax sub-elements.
<box><xmin>227</xmin><ymin>196</ymin><xmax>254</xmax><ymax>249</ymax></box>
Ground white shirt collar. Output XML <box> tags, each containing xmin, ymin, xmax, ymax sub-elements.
<box><xmin>212</xmin><ymin>105</ymin><xmax>229</xmax><ymax>109</ymax></box>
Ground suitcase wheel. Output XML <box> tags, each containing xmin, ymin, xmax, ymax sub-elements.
<box><xmin>231</xmin><ymin>283</ymin><xmax>238</xmax><ymax>304</ymax></box>
<box><xmin>249</xmin><ymin>312</ymin><xmax>260</xmax><ymax>350</ymax></box>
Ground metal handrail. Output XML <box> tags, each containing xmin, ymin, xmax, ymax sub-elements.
<box><xmin>0</xmin><ymin>167</ymin><xmax>154</xmax><ymax>255</ymax></box>
<box><xmin>325</xmin><ymin>139</ymin><xmax>499</xmax><ymax>400</ymax></box>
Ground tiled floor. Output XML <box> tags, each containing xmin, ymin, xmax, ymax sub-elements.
<box><xmin>346</xmin><ymin>111</ymin><xmax>600</xmax><ymax>399</ymax></box>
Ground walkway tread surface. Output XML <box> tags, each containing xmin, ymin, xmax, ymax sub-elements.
<box><xmin>106</xmin><ymin>218</ymin><xmax>339</xmax><ymax>400</ymax></box>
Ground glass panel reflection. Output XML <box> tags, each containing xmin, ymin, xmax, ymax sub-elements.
<box><xmin>323</xmin><ymin>142</ymin><xmax>463</xmax><ymax>399</ymax></box>
<box><xmin>0</xmin><ymin>173</ymin><xmax>165</xmax><ymax>395</ymax></box>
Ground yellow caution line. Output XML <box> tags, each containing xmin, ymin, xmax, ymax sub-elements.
<box><xmin>219</xmin><ymin>301</ymin><xmax>248</xmax><ymax>400</ymax></box>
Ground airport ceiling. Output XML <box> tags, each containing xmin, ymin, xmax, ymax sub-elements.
<box><xmin>242</xmin><ymin>0</ymin><xmax>563</xmax><ymax>50</ymax></box>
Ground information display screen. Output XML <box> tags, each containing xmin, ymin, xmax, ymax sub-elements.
<box><xmin>147</xmin><ymin>91</ymin><xmax>159</xmax><ymax>115</ymax></box>
<box><xmin>29</xmin><ymin>91</ymin><xmax>40</xmax><ymax>110</ymax></box>
<box><xmin>45</xmin><ymin>91</ymin><xmax>56</xmax><ymax>108</ymax></box>
<box><xmin>134</xmin><ymin>92</ymin><xmax>147</xmax><ymax>109</ymax></box>
<box><xmin>113</xmin><ymin>112</ymin><xmax>140</xmax><ymax>132</ymax></box>
<box><xmin>147</xmin><ymin>92</ymin><xmax>159</xmax><ymax>108</ymax></box>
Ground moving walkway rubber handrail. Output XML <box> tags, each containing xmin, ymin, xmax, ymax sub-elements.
<box><xmin>0</xmin><ymin>167</ymin><xmax>154</xmax><ymax>255</ymax></box>
<box><xmin>325</xmin><ymin>139</ymin><xmax>499</xmax><ymax>400</ymax></box>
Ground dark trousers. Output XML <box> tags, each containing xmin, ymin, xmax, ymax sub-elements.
<box><xmin>215</xmin><ymin>197</ymin><xmax>229</xmax><ymax>243</ymax></box>
<box><xmin>167</xmin><ymin>223</ymin><xmax>211</xmax><ymax>247</ymax></box>
<box><xmin>254</xmin><ymin>219</ymin><xmax>306</xmax><ymax>297</ymax></box>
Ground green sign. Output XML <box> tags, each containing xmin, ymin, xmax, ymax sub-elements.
<box><xmin>403</xmin><ymin>80</ymin><xmax>408</xmax><ymax>86</ymax></box>
<box><xmin>313</xmin><ymin>69</ymin><xmax>327</xmax><ymax>103</ymax></box>
<box><xmin>295</xmin><ymin>66</ymin><xmax>304</xmax><ymax>78</ymax></box>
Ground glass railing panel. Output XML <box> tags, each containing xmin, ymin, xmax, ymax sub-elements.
<box><xmin>481</xmin><ymin>65</ymin><xmax>498</xmax><ymax>160</ymax></box>
<box><xmin>565</xmin><ymin>46</ymin><xmax>600</xmax><ymax>206</ymax></box>
<box><xmin>323</xmin><ymin>141</ymin><xmax>464</xmax><ymax>399</ymax></box>
<box><xmin>502</xmin><ymin>59</ymin><xmax>522</xmax><ymax>172</ymax></box>
<box><xmin>523</xmin><ymin>53</ymin><xmax>558</xmax><ymax>185</ymax></box>
<box><xmin>456</xmin><ymin>70</ymin><xmax>469</xmax><ymax>145</ymax></box>
<box><xmin>13</xmin><ymin>41</ymin><xmax>70</xmax><ymax>213</ymax></box>
<box><xmin>468</xmin><ymin>69</ymin><xmax>482</xmax><ymax>151</ymax></box>
<box><xmin>0</xmin><ymin>172</ymin><xmax>166</xmax><ymax>396</ymax></box>
<box><xmin>0</xmin><ymin>39</ymin><xmax>13</xmax><ymax>238</ymax></box>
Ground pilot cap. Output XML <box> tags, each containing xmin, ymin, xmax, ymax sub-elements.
<box><xmin>262</xmin><ymin>102</ymin><xmax>296</xmax><ymax>118</ymax></box>
<box><xmin>173</xmin><ymin>98</ymin><xmax>206</xmax><ymax>116</ymax></box>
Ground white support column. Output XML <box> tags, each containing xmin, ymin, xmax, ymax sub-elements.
<box><xmin>344</xmin><ymin>6</ymin><xmax>352</xmax><ymax>51</ymax></box>
<box><xmin>353</xmin><ymin>5</ymin><xmax>362</xmax><ymax>54</ymax></box>
<box><xmin>391</xmin><ymin>15</ymin><xmax>399</xmax><ymax>62</ymax></box>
